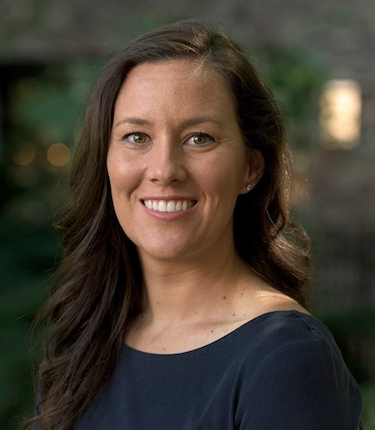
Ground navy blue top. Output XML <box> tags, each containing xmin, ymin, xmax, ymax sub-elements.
<box><xmin>75</xmin><ymin>311</ymin><xmax>363</xmax><ymax>429</ymax></box>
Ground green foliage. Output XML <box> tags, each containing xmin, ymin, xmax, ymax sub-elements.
<box><xmin>316</xmin><ymin>308</ymin><xmax>375</xmax><ymax>428</ymax></box>
<box><xmin>0</xmin><ymin>60</ymin><xmax>100</xmax><ymax>430</ymax></box>
<box><xmin>0</xmin><ymin>221</ymin><xmax>53</xmax><ymax>429</ymax></box>
<box><xmin>257</xmin><ymin>44</ymin><xmax>327</xmax><ymax>152</ymax></box>
<box><xmin>319</xmin><ymin>307</ymin><xmax>375</xmax><ymax>382</ymax></box>
<box><xmin>361</xmin><ymin>382</ymin><xmax>375</xmax><ymax>430</ymax></box>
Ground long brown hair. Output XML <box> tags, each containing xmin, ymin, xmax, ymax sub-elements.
<box><xmin>24</xmin><ymin>19</ymin><xmax>310</xmax><ymax>430</ymax></box>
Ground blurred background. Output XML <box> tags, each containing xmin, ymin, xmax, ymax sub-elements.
<box><xmin>0</xmin><ymin>0</ymin><xmax>374</xmax><ymax>428</ymax></box>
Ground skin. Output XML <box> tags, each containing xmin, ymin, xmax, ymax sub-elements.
<box><xmin>107</xmin><ymin>59</ymin><xmax>307</xmax><ymax>354</ymax></box>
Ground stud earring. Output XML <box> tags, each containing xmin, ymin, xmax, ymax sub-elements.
<box><xmin>246</xmin><ymin>183</ymin><xmax>252</xmax><ymax>192</ymax></box>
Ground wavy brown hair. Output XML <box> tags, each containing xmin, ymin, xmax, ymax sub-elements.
<box><xmin>23</xmin><ymin>19</ymin><xmax>310</xmax><ymax>430</ymax></box>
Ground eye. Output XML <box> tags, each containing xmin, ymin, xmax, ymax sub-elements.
<box><xmin>123</xmin><ymin>132</ymin><xmax>150</xmax><ymax>145</ymax></box>
<box><xmin>186</xmin><ymin>132</ymin><xmax>214</xmax><ymax>146</ymax></box>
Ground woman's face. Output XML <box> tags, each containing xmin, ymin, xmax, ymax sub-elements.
<box><xmin>107</xmin><ymin>59</ymin><xmax>264</xmax><ymax>265</ymax></box>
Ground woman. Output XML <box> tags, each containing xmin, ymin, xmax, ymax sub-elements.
<box><xmin>26</xmin><ymin>19</ymin><xmax>363</xmax><ymax>430</ymax></box>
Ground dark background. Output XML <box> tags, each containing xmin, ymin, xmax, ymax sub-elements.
<box><xmin>1</xmin><ymin>1</ymin><xmax>374</xmax><ymax>429</ymax></box>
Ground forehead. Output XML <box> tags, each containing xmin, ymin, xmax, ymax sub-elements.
<box><xmin>124</xmin><ymin>58</ymin><xmax>227</xmax><ymax>86</ymax></box>
<box><xmin>114</xmin><ymin>59</ymin><xmax>236</xmax><ymax>119</ymax></box>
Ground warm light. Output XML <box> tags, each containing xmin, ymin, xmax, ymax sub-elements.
<box><xmin>12</xmin><ymin>144</ymin><xmax>36</xmax><ymax>166</ymax></box>
<box><xmin>320</xmin><ymin>79</ymin><xmax>361</xmax><ymax>150</ymax></box>
<box><xmin>47</xmin><ymin>143</ymin><xmax>71</xmax><ymax>167</ymax></box>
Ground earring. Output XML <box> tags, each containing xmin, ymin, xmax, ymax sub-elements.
<box><xmin>246</xmin><ymin>183</ymin><xmax>252</xmax><ymax>192</ymax></box>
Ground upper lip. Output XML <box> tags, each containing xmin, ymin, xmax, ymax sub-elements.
<box><xmin>141</xmin><ymin>196</ymin><xmax>197</xmax><ymax>202</ymax></box>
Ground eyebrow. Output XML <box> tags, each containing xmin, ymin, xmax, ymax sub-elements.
<box><xmin>114</xmin><ymin>117</ymin><xmax>151</xmax><ymax>127</ymax></box>
<box><xmin>114</xmin><ymin>116</ymin><xmax>224</xmax><ymax>128</ymax></box>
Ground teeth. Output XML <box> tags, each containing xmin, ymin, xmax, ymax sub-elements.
<box><xmin>143</xmin><ymin>200</ymin><xmax>194</xmax><ymax>213</ymax></box>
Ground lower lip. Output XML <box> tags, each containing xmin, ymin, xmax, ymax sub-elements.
<box><xmin>141</xmin><ymin>202</ymin><xmax>196</xmax><ymax>220</ymax></box>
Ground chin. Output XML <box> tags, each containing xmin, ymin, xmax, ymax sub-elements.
<box><xmin>136</xmin><ymin>243</ymin><xmax>196</xmax><ymax>263</ymax></box>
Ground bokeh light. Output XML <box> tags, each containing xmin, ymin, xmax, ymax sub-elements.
<box><xmin>320</xmin><ymin>79</ymin><xmax>362</xmax><ymax>150</ymax></box>
<box><xmin>12</xmin><ymin>144</ymin><xmax>36</xmax><ymax>166</ymax></box>
<box><xmin>47</xmin><ymin>143</ymin><xmax>71</xmax><ymax>167</ymax></box>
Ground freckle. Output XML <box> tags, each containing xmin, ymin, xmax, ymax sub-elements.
<box><xmin>211</xmin><ymin>330</ymin><xmax>214</xmax><ymax>333</ymax></box>
<box><xmin>232</xmin><ymin>313</ymin><xmax>236</xmax><ymax>316</ymax></box>
<box><xmin>222</xmin><ymin>296</ymin><xmax>227</xmax><ymax>300</ymax></box>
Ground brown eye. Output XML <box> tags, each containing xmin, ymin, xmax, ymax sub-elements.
<box><xmin>124</xmin><ymin>133</ymin><xmax>149</xmax><ymax>145</ymax></box>
<box><xmin>188</xmin><ymin>133</ymin><xmax>214</xmax><ymax>146</ymax></box>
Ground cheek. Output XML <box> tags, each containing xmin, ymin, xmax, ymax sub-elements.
<box><xmin>209</xmin><ymin>155</ymin><xmax>248</xmax><ymax>191</ymax></box>
<box><xmin>107</xmin><ymin>149</ymin><xmax>120</xmax><ymax>185</ymax></box>
<box><xmin>106</xmin><ymin>159</ymin><xmax>133</xmax><ymax>232</ymax></box>
<box><xmin>107</xmin><ymin>162</ymin><xmax>132</xmax><ymax>220</ymax></box>
<box><xmin>107</xmin><ymin>151</ymin><xmax>137</xmax><ymax>192</ymax></box>
<box><xmin>199</xmin><ymin>157</ymin><xmax>246</xmax><ymax>213</ymax></box>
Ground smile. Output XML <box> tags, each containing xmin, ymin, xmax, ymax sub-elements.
<box><xmin>143</xmin><ymin>199</ymin><xmax>196</xmax><ymax>213</ymax></box>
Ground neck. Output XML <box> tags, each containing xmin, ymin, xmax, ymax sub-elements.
<box><xmin>137</xmin><ymin>244</ymin><xmax>253</xmax><ymax>326</ymax></box>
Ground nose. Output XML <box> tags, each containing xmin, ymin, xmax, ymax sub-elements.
<box><xmin>145</xmin><ymin>138</ymin><xmax>187</xmax><ymax>185</ymax></box>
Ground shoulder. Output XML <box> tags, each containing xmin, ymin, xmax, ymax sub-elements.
<box><xmin>230</xmin><ymin>310</ymin><xmax>361</xmax><ymax>399</ymax></box>
<box><xmin>212</xmin><ymin>310</ymin><xmax>345</xmax><ymax>381</ymax></box>
<box><xmin>246</xmin><ymin>310</ymin><xmax>346</xmax><ymax>373</ymax></box>
<box><xmin>237</xmin><ymin>309</ymin><xmax>336</xmax><ymax>350</ymax></box>
<box><xmin>234</xmin><ymin>311</ymin><xmax>363</xmax><ymax>430</ymax></box>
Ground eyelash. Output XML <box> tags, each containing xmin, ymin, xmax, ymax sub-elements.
<box><xmin>186</xmin><ymin>132</ymin><xmax>214</xmax><ymax>146</ymax></box>
<box><xmin>121</xmin><ymin>131</ymin><xmax>215</xmax><ymax>146</ymax></box>
<box><xmin>122</xmin><ymin>132</ymin><xmax>149</xmax><ymax>144</ymax></box>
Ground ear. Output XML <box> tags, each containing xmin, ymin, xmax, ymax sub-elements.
<box><xmin>240</xmin><ymin>149</ymin><xmax>265</xmax><ymax>195</ymax></box>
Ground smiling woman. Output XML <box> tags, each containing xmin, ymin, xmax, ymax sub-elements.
<box><xmin>22</xmin><ymin>19</ymin><xmax>363</xmax><ymax>430</ymax></box>
<box><xmin>107</xmin><ymin>59</ymin><xmax>262</xmax><ymax>264</ymax></box>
